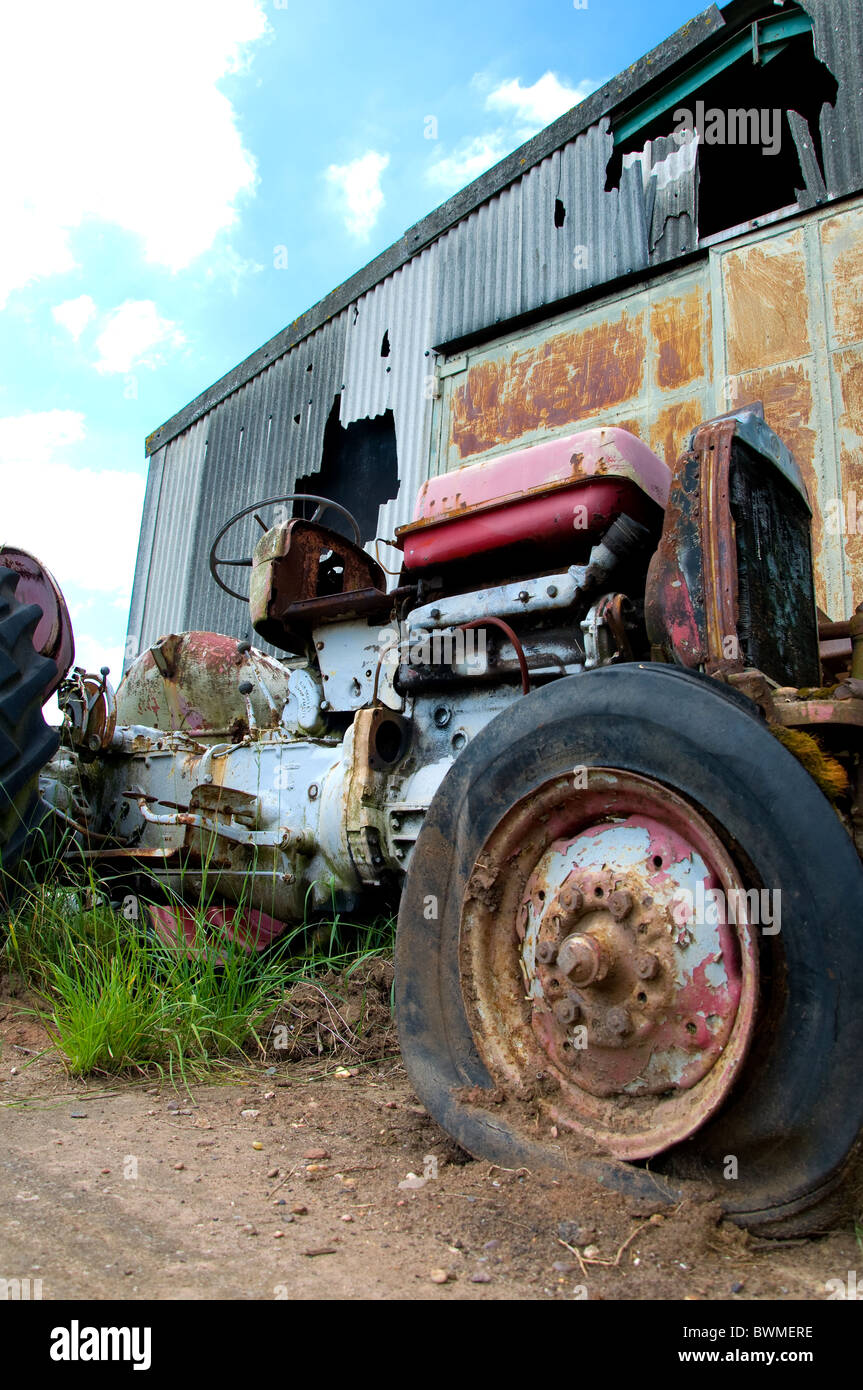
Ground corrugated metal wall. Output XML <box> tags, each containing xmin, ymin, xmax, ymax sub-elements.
<box><xmin>128</xmin><ymin>0</ymin><xmax>863</xmax><ymax>658</ymax></box>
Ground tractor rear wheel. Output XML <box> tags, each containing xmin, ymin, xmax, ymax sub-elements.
<box><xmin>0</xmin><ymin>565</ymin><xmax>60</xmax><ymax>894</ymax></box>
<box><xmin>395</xmin><ymin>664</ymin><xmax>863</xmax><ymax>1234</ymax></box>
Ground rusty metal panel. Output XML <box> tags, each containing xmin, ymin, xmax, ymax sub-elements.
<box><xmin>438</xmin><ymin>264</ymin><xmax>712</xmax><ymax>475</ymax></box>
<box><xmin>722</xmin><ymin>230</ymin><xmax>812</xmax><ymax>376</ymax></box>
<box><xmin>821</xmin><ymin>205</ymin><xmax>863</xmax><ymax>349</ymax></box>
<box><xmin>712</xmin><ymin>197</ymin><xmax>863</xmax><ymax>620</ymax></box>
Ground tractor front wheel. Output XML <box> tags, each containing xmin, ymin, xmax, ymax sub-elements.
<box><xmin>395</xmin><ymin>664</ymin><xmax>863</xmax><ymax>1234</ymax></box>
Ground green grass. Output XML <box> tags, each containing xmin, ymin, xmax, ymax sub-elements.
<box><xmin>1</xmin><ymin>868</ymin><xmax>395</xmax><ymax>1081</ymax></box>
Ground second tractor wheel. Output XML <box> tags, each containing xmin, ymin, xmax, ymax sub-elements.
<box><xmin>395</xmin><ymin>664</ymin><xmax>863</xmax><ymax>1234</ymax></box>
<box><xmin>0</xmin><ymin>565</ymin><xmax>60</xmax><ymax>895</ymax></box>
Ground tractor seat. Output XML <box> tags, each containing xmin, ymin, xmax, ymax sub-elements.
<box><xmin>249</xmin><ymin>519</ymin><xmax>390</xmax><ymax>655</ymax></box>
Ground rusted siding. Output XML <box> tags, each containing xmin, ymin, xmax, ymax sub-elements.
<box><xmin>440</xmin><ymin>268</ymin><xmax>713</xmax><ymax>475</ymax></box>
<box><xmin>713</xmin><ymin>198</ymin><xmax>863</xmax><ymax>619</ymax></box>
<box><xmin>821</xmin><ymin>204</ymin><xmax>863</xmax><ymax>601</ymax></box>
<box><xmin>649</xmin><ymin>398</ymin><xmax>705</xmax><ymax>469</ymax></box>
<box><xmin>450</xmin><ymin>309</ymin><xmax>647</xmax><ymax>460</ymax></box>
<box><xmin>722</xmin><ymin>232</ymin><xmax>812</xmax><ymax>375</ymax></box>
<box><xmin>650</xmin><ymin>286</ymin><xmax>705</xmax><ymax>392</ymax></box>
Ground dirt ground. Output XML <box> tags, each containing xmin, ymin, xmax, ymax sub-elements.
<box><xmin>1</xmin><ymin>994</ymin><xmax>859</xmax><ymax>1303</ymax></box>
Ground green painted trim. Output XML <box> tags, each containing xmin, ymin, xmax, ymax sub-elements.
<box><xmin>613</xmin><ymin>10</ymin><xmax>812</xmax><ymax>144</ymax></box>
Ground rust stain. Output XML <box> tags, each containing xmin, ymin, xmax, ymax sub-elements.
<box><xmin>450</xmin><ymin>311</ymin><xmax>646</xmax><ymax>459</ymax></box>
<box><xmin>649</xmin><ymin>398</ymin><xmax>704</xmax><ymax>469</ymax></box>
<box><xmin>651</xmin><ymin>286</ymin><xmax>704</xmax><ymax>391</ymax></box>
<box><xmin>834</xmin><ymin>348</ymin><xmax>863</xmax><ymax>608</ymax></box>
<box><xmin>728</xmin><ymin>362</ymin><xmax>821</xmax><ymax>604</ymax></box>
<box><xmin>614</xmin><ymin>417</ymin><xmax>644</xmax><ymax>440</ymax></box>
<box><xmin>821</xmin><ymin>207</ymin><xmax>863</xmax><ymax>349</ymax></box>
<box><xmin>723</xmin><ymin>233</ymin><xmax>810</xmax><ymax>375</ymax></box>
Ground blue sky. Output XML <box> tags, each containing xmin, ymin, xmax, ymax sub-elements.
<box><xmin>0</xmin><ymin>0</ymin><xmax>707</xmax><ymax>703</ymax></box>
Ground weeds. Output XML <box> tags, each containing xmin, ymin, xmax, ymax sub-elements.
<box><xmin>1</xmin><ymin>861</ymin><xmax>395</xmax><ymax>1081</ymax></box>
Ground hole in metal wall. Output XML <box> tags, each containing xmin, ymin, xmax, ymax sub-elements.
<box><xmin>293</xmin><ymin>395</ymin><xmax>399</xmax><ymax>543</ymax></box>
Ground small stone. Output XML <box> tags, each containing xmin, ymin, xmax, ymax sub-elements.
<box><xmin>243</xmin><ymin>1224</ymin><xmax>258</xmax><ymax>1236</ymax></box>
<box><xmin>731</xmin><ymin>1281</ymin><xmax>745</xmax><ymax>1294</ymax></box>
<box><xmin>398</xmin><ymin>1174</ymin><xmax>428</xmax><ymax>1191</ymax></box>
<box><xmin>70</xmin><ymin>1110</ymin><xmax>87</xmax><ymax>1119</ymax></box>
<box><xmin>429</xmin><ymin>1269</ymin><xmax>449</xmax><ymax>1284</ymax></box>
<box><xmin>252</xmin><ymin>1142</ymin><xmax>263</xmax><ymax>1151</ymax></box>
<box><xmin>303</xmin><ymin>1148</ymin><xmax>329</xmax><ymax>1161</ymax></box>
<box><xmin>100</xmin><ymin>1168</ymin><xmax>111</xmax><ymax>1175</ymax></box>
<box><xmin>241</xmin><ymin>1109</ymin><xmax>260</xmax><ymax>1119</ymax></box>
<box><xmin>583</xmin><ymin>1244</ymin><xmax>600</xmax><ymax>1259</ymax></box>
<box><xmin>166</xmin><ymin>1100</ymin><xmax>179</xmax><ymax>1112</ymax></box>
<box><xmin>263</xmin><ymin>1091</ymin><xmax>276</xmax><ymax>1100</ymax></box>
<box><xmin>470</xmin><ymin>1271</ymin><xmax>492</xmax><ymax>1284</ymax></box>
<box><xmin>267</xmin><ymin>1167</ymin><xmax>280</xmax><ymax>1178</ymax></box>
<box><xmin>557</xmin><ymin>1219</ymin><xmax>593</xmax><ymax>1245</ymax></box>
<box><xmin>484</xmin><ymin>1240</ymin><xmax>500</xmax><ymax>1251</ymax></box>
<box><xmin>291</xmin><ymin>1204</ymin><xmax>308</xmax><ymax>1215</ymax></box>
<box><xmin>340</xmin><ymin>1214</ymin><xmax>353</xmax><ymax>1223</ymax></box>
<box><xmin>173</xmin><ymin>1162</ymin><xmax>185</xmax><ymax>1171</ymax></box>
<box><xmin>273</xmin><ymin>1231</ymin><xmax>285</xmax><ymax>1239</ymax></box>
<box><xmin>304</xmin><ymin>1246</ymin><xmax>336</xmax><ymax>1257</ymax></box>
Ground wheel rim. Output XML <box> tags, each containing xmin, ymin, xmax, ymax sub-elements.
<box><xmin>459</xmin><ymin>768</ymin><xmax>759</xmax><ymax>1160</ymax></box>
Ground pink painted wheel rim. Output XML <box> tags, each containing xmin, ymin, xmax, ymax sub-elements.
<box><xmin>459</xmin><ymin>768</ymin><xmax>759</xmax><ymax>1160</ymax></box>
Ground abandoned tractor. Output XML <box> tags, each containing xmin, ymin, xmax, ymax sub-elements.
<box><xmin>4</xmin><ymin>404</ymin><xmax>863</xmax><ymax>1235</ymax></box>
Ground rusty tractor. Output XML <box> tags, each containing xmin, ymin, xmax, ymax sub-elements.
<box><xmin>4</xmin><ymin>404</ymin><xmax>863</xmax><ymax>1235</ymax></box>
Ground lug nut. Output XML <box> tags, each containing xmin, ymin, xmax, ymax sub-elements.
<box><xmin>608</xmin><ymin>889</ymin><xmax>633</xmax><ymax>919</ymax></box>
<box><xmin>559</xmin><ymin>886</ymin><xmax>584</xmax><ymax>914</ymax></box>
<box><xmin>607</xmin><ymin>1006</ymin><xmax>631</xmax><ymax>1037</ymax></box>
<box><xmin>554</xmin><ymin>996</ymin><xmax>581</xmax><ymax>1025</ymax></box>
<box><xmin>635</xmin><ymin>952</ymin><xmax>659</xmax><ymax>980</ymax></box>
<box><xmin>536</xmin><ymin>941</ymin><xmax>558</xmax><ymax>965</ymax></box>
<box><xmin>557</xmin><ymin>932</ymin><xmax>608</xmax><ymax>986</ymax></box>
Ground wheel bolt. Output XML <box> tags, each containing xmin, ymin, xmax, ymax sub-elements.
<box><xmin>635</xmin><ymin>951</ymin><xmax>659</xmax><ymax>980</ymax></box>
<box><xmin>536</xmin><ymin>940</ymin><xmax>557</xmax><ymax>965</ymax></box>
<box><xmin>607</xmin><ymin>1006</ymin><xmax>631</xmax><ymax>1037</ymax></box>
<box><xmin>608</xmin><ymin>889</ymin><xmax>633</xmax><ymax>920</ymax></box>
<box><xmin>555</xmin><ymin>996</ymin><xmax>581</xmax><ymax>1025</ymax></box>
<box><xmin>560</xmin><ymin>886</ymin><xmax>584</xmax><ymax>914</ymax></box>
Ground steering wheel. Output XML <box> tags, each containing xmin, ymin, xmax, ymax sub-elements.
<box><xmin>208</xmin><ymin>493</ymin><xmax>363</xmax><ymax>601</ymax></box>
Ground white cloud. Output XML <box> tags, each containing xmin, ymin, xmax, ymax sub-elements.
<box><xmin>426</xmin><ymin>71</ymin><xmax>598</xmax><ymax>197</ymax></box>
<box><xmin>325</xmin><ymin>151</ymin><xmax>390</xmax><ymax>240</ymax></box>
<box><xmin>94</xmin><ymin>300</ymin><xmax>186</xmax><ymax>375</ymax></box>
<box><xmin>426</xmin><ymin>133</ymin><xmax>510</xmax><ymax>192</ymax></box>
<box><xmin>0</xmin><ymin>411</ymin><xmax>145</xmax><ymax>607</ymax></box>
<box><xmin>51</xmin><ymin>294</ymin><xmax>98</xmax><ymax>342</ymax></box>
<box><xmin>485</xmin><ymin>72</ymin><xmax>596</xmax><ymax>137</ymax></box>
<box><xmin>0</xmin><ymin>1</ymin><xmax>269</xmax><ymax>307</ymax></box>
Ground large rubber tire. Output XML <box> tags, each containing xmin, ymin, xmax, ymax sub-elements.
<box><xmin>395</xmin><ymin>664</ymin><xmax>863</xmax><ymax>1235</ymax></box>
<box><xmin>0</xmin><ymin>566</ymin><xmax>60</xmax><ymax>893</ymax></box>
